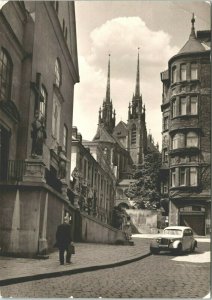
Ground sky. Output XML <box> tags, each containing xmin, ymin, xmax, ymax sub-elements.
<box><xmin>73</xmin><ymin>1</ymin><xmax>210</xmax><ymax>149</ymax></box>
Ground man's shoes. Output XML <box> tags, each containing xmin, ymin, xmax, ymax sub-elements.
<box><xmin>66</xmin><ymin>261</ymin><xmax>72</xmax><ymax>264</ymax></box>
<box><xmin>60</xmin><ymin>262</ymin><xmax>64</xmax><ymax>265</ymax></box>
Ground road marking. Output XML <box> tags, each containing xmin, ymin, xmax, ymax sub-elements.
<box><xmin>172</xmin><ymin>251</ymin><xmax>210</xmax><ymax>263</ymax></box>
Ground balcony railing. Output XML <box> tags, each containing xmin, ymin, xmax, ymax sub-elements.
<box><xmin>0</xmin><ymin>160</ymin><xmax>26</xmax><ymax>182</ymax></box>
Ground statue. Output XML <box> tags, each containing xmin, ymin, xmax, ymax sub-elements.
<box><xmin>58</xmin><ymin>146</ymin><xmax>69</xmax><ymax>179</ymax></box>
<box><xmin>31</xmin><ymin>111</ymin><xmax>46</xmax><ymax>157</ymax></box>
<box><xmin>72</xmin><ymin>167</ymin><xmax>80</xmax><ymax>192</ymax></box>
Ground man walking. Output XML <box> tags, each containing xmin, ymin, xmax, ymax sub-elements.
<box><xmin>56</xmin><ymin>216</ymin><xmax>72</xmax><ymax>265</ymax></box>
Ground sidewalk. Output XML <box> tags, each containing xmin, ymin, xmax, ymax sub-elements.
<box><xmin>0</xmin><ymin>237</ymin><xmax>150</xmax><ymax>286</ymax></box>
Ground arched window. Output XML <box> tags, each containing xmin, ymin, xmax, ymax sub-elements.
<box><xmin>0</xmin><ymin>48</ymin><xmax>13</xmax><ymax>101</ymax></box>
<box><xmin>55</xmin><ymin>58</ymin><xmax>61</xmax><ymax>87</ymax></box>
<box><xmin>40</xmin><ymin>85</ymin><xmax>47</xmax><ymax>122</ymax></box>
<box><xmin>187</xmin><ymin>132</ymin><xmax>198</xmax><ymax>147</ymax></box>
<box><xmin>131</xmin><ymin>124</ymin><xmax>136</xmax><ymax>144</ymax></box>
<box><xmin>172</xmin><ymin>133</ymin><xmax>185</xmax><ymax>149</ymax></box>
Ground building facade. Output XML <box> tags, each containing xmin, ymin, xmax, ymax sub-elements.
<box><xmin>0</xmin><ymin>1</ymin><xmax>79</xmax><ymax>256</ymax></box>
<box><xmin>70</xmin><ymin>127</ymin><xmax>115</xmax><ymax>225</ymax></box>
<box><xmin>160</xmin><ymin>15</ymin><xmax>211</xmax><ymax>235</ymax></box>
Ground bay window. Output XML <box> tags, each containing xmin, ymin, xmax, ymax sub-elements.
<box><xmin>190</xmin><ymin>96</ymin><xmax>198</xmax><ymax>115</ymax></box>
<box><xmin>180</xmin><ymin>64</ymin><xmax>186</xmax><ymax>81</ymax></box>
<box><xmin>180</xmin><ymin>97</ymin><xmax>187</xmax><ymax>115</ymax></box>
<box><xmin>191</xmin><ymin>63</ymin><xmax>198</xmax><ymax>80</ymax></box>
<box><xmin>187</xmin><ymin>131</ymin><xmax>198</xmax><ymax>147</ymax></box>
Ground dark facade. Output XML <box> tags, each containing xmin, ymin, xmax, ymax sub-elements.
<box><xmin>0</xmin><ymin>1</ymin><xmax>79</xmax><ymax>256</ymax></box>
<box><xmin>160</xmin><ymin>15</ymin><xmax>211</xmax><ymax>235</ymax></box>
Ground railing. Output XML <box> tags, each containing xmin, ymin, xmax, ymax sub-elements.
<box><xmin>0</xmin><ymin>160</ymin><xmax>26</xmax><ymax>182</ymax></box>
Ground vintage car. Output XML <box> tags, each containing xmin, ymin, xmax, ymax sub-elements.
<box><xmin>150</xmin><ymin>226</ymin><xmax>197</xmax><ymax>255</ymax></box>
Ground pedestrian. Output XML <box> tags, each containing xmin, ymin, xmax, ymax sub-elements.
<box><xmin>56</xmin><ymin>216</ymin><xmax>73</xmax><ymax>265</ymax></box>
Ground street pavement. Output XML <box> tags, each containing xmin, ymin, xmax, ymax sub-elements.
<box><xmin>0</xmin><ymin>236</ymin><xmax>151</xmax><ymax>286</ymax></box>
<box><xmin>0</xmin><ymin>234</ymin><xmax>210</xmax><ymax>287</ymax></box>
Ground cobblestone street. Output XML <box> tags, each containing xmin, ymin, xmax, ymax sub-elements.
<box><xmin>0</xmin><ymin>242</ymin><xmax>210</xmax><ymax>298</ymax></box>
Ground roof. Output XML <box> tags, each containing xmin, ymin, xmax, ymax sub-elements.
<box><xmin>178</xmin><ymin>37</ymin><xmax>206</xmax><ymax>55</ymax></box>
<box><xmin>118</xmin><ymin>179</ymin><xmax>136</xmax><ymax>186</ymax></box>
<box><xmin>164</xmin><ymin>226</ymin><xmax>191</xmax><ymax>231</ymax></box>
<box><xmin>113</xmin><ymin>121</ymin><xmax>128</xmax><ymax>138</ymax></box>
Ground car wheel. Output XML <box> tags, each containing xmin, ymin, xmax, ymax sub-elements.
<box><xmin>150</xmin><ymin>247</ymin><xmax>160</xmax><ymax>255</ymax></box>
<box><xmin>174</xmin><ymin>243</ymin><xmax>182</xmax><ymax>255</ymax></box>
<box><xmin>192</xmin><ymin>241</ymin><xmax>197</xmax><ymax>252</ymax></box>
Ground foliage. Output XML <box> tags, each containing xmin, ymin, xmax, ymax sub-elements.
<box><xmin>125</xmin><ymin>151</ymin><xmax>162</xmax><ymax>209</ymax></box>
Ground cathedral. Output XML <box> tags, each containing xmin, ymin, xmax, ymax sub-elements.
<box><xmin>83</xmin><ymin>50</ymin><xmax>158</xmax><ymax>208</ymax></box>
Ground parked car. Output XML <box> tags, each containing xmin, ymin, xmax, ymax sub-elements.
<box><xmin>150</xmin><ymin>226</ymin><xmax>197</xmax><ymax>255</ymax></box>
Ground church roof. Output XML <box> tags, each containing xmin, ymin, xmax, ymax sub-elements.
<box><xmin>113</xmin><ymin>121</ymin><xmax>128</xmax><ymax>138</ymax></box>
<box><xmin>93</xmin><ymin>125</ymin><xmax>115</xmax><ymax>144</ymax></box>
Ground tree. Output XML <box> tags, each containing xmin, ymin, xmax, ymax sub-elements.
<box><xmin>125</xmin><ymin>151</ymin><xmax>162</xmax><ymax>209</ymax></box>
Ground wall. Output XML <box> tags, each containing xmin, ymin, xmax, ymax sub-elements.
<box><xmin>80</xmin><ymin>213</ymin><xmax>127</xmax><ymax>244</ymax></box>
<box><xmin>0</xmin><ymin>183</ymin><xmax>75</xmax><ymax>257</ymax></box>
<box><xmin>126</xmin><ymin>209</ymin><xmax>165</xmax><ymax>234</ymax></box>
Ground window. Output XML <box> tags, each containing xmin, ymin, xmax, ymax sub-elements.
<box><xmin>131</xmin><ymin>124</ymin><xmax>136</xmax><ymax>144</ymax></box>
<box><xmin>163</xmin><ymin>149</ymin><xmax>168</xmax><ymax>163</ymax></box>
<box><xmin>172</xmin><ymin>66</ymin><xmax>177</xmax><ymax>83</ymax></box>
<box><xmin>190</xmin><ymin>167</ymin><xmax>197</xmax><ymax>186</ymax></box>
<box><xmin>172</xmin><ymin>99</ymin><xmax>177</xmax><ymax>118</ymax></box>
<box><xmin>172</xmin><ymin>133</ymin><xmax>185</xmax><ymax>149</ymax></box>
<box><xmin>63</xmin><ymin>125</ymin><xmax>68</xmax><ymax>153</ymax></box>
<box><xmin>0</xmin><ymin>48</ymin><xmax>13</xmax><ymax>101</ymax></box>
<box><xmin>180</xmin><ymin>97</ymin><xmax>187</xmax><ymax>115</ymax></box>
<box><xmin>187</xmin><ymin>132</ymin><xmax>198</xmax><ymax>147</ymax></box>
<box><xmin>171</xmin><ymin>168</ymin><xmax>176</xmax><ymax>187</ymax></box>
<box><xmin>191</xmin><ymin>63</ymin><xmax>198</xmax><ymax>80</ymax></box>
<box><xmin>190</xmin><ymin>96</ymin><xmax>198</xmax><ymax>115</ymax></box>
<box><xmin>39</xmin><ymin>85</ymin><xmax>47</xmax><ymax>121</ymax></box>
<box><xmin>179</xmin><ymin>167</ymin><xmax>186</xmax><ymax>186</ymax></box>
<box><xmin>163</xmin><ymin>116</ymin><xmax>169</xmax><ymax>131</ymax></box>
<box><xmin>52</xmin><ymin>93</ymin><xmax>61</xmax><ymax>141</ymax></box>
<box><xmin>55</xmin><ymin>58</ymin><xmax>61</xmax><ymax>87</ymax></box>
<box><xmin>180</xmin><ymin>64</ymin><xmax>186</xmax><ymax>81</ymax></box>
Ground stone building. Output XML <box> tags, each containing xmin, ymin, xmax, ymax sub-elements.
<box><xmin>0</xmin><ymin>1</ymin><xmax>79</xmax><ymax>256</ymax></box>
<box><xmin>160</xmin><ymin>15</ymin><xmax>211</xmax><ymax>235</ymax></box>
<box><xmin>70</xmin><ymin>127</ymin><xmax>115</xmax><ymax>225</ymax></box>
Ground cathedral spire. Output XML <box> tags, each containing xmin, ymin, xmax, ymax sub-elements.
<box><xmin>135</xmin><ymin>48</ymin><xmax>140</xmax><ymax>97</ymax></box>
<box><xmin>106</xmin><ymin>54</ymin><xmax>110</xmax><ymax>103</ymax></box>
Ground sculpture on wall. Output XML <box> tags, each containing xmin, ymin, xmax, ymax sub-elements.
<box><xmin>58</xmin><ymin>146</ymin><xmax>69</xmax><ymax>179</ymax></box>
<box><xmin>72</xmin><ymin>167</ymin><xmax>80</xmax><ymax>193</ymax></box>
<box><xmin>31</xmin><ymin>111</ymin><xmax>47</xmax><ymax>157</ymax></box>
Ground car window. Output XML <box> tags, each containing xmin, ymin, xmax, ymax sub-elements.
<box><xmin>164</xmin><ymin>229</ymin><xmax>182</xmax><ymax>235</ymax></box>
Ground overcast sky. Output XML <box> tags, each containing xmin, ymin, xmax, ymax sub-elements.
<box><xmin>73</xmin><ymin>1</ymin><xmax>210</xmax><ymax>148</ymax></box>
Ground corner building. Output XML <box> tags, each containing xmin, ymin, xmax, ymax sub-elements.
<box><xmin>160</xmin><ymin>15</ymin><xmax>211</xmax><ymax>235</ymax></box>
<box><xmin>0</xmin><ymin>1</ymin><xmax>79</xmax><ymax>256</ymax></box>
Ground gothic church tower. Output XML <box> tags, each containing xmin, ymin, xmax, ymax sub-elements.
<box><xmin>127</xmin><ymin>49</ymin><xmax>147</xmax><ymax>165</ymax></box>
<box><xmin>98</xmin><ymin>55</ymin><xmax>116</xmax><ymax>133</ymax></box>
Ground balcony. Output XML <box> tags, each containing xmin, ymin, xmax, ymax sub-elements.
<box><xmin>0</xmin><ymin>160</ymin><xmax>26</xmax><ymax>183</ymax></box>
<box><xmin>169</xmin><ymin>147</ymin><xmax>200</xmax><ymax>156</ymax></box>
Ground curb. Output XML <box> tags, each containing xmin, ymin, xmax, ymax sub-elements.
<box><xmin>0</xmin><ymin>252</ymin><xmax>151</xmax><ymax>287</ymax></box>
